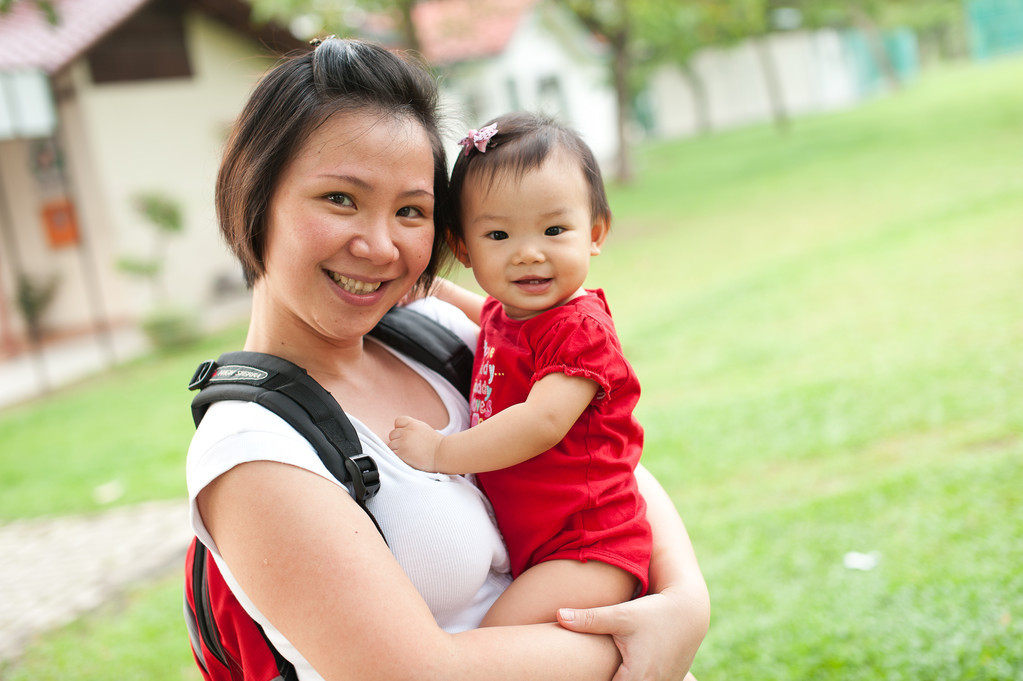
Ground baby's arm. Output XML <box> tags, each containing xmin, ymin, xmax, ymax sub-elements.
<box><xmin>389</xmin><ymin>372</ymin><xmax>598</xmax><ymax>474</ymax></box>
<box><xmin>430</xmin><ymin>278</ymin><xmax>485</xmax><ymax>325</ymax></box>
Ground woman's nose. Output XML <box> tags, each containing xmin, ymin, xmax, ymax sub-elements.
<box><xmin>349</xmin><ymin>218</ymin><xmax>400</xmax><ymax>265</ymax></box>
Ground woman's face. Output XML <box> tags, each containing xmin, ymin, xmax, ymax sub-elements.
<box><xmin>259</xmin><ymin>110</ymin><xmax>436</xmax><ymax>343</ymax></box>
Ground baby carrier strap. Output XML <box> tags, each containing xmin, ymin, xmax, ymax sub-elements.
<box><xmin>188</xmin><ymin>349</ymin><xmax>381</xmax><ymax>512</ymax></box>
<box><xmin>184</xmin><ymin>537</ymin><xmax>296</xmax><ymax>681</ymax></box>
<box><xmin>183</xmin><ymin>305</ymin><xmax>473</xmax><ymax>681</ymax></box>
<box><xmin>370</xmin><ymin>304</ymin><xmax>474</xmax><ymax>398</ymax></box>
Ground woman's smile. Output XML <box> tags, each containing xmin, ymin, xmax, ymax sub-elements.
<box><xmin>327</xmin><ymin>271</ymin><xmax>383</xmax><ymax>295</ymax></box>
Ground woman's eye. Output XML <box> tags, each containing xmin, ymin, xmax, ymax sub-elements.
<box><xmin>485</xmin><ymin>230</ymin><xmax>509</xmax><ymax>241</ymax></box>
<box><xmin>397</xmin><ymin>206</ymin><xmax>425</xmax><ymax>219</ymax></box>
<box><xmin>325</xmin><ymin>193</ymin><xmax>354</xmax><ymax>207</ymax></box>
<box><xmin>545</xmin><ymin>226</ymin><xmax>566</xmax><ymax>236</ymax></box>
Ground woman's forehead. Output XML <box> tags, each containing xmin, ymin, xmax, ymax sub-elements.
<box><xmin>283</xmin><ymin>111</ymin><xmax>434</xmax><ymax>185</ymax></box>
<box><xmin>301</xmin><ymin>111</ymin><xmax>427</xmax><ymax>155</ymax></box>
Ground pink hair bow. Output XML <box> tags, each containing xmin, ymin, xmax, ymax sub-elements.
<box><xmin>458</xmin><ymin>123</ymin><xmax>498</xmax><ymax>156</ymax></box>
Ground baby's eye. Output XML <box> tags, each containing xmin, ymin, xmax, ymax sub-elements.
<box><xmin>397</xmin><ymin>206</ymin><xmax>425</xmax><ymax>219</ymax></box>
<box><xmin>545</xmin><ymin>226</ymin><xmax>566</xmax><ymax>236</ymax></box>
<box><xmin>485</xmin><ymin>230</ymin><xmax>509</xmax><ymax>241</ymax></box>
<box><xmin>325</xmin><ymin>193</ymin><xmax>354</xmax><ymax>207</ymax></box>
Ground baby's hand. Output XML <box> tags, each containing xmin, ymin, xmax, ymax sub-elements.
<box><xmin>388</xmin><ymin>416</ymin><xmax>444</xmax><ymax>473</ymax></box>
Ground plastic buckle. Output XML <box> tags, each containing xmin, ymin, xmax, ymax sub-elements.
<box><xmin>344</xmin><ymin>453</ymin><xmax>381</xmax><ymax>502</ymax></box>
<box><xmin>188</xmin><ymin>360</ymin><xmax>217</xmax><ymax>391</ymax></box>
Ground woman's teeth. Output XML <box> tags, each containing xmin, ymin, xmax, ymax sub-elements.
<box><xmin>331</xmin><ymin>272</ymin><xmax>381</xmax><ymax>294</ymax></box>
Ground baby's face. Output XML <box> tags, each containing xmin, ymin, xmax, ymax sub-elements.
<box><xmin>458</xmin><ymin>151</ymin><xmax>606</xmax><ymax>320</ymax></box>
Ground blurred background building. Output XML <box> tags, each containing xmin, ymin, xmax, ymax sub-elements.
<box><xmin>0</xmin><ymin>0</ymin><xmax>1021</xmax><ymax>365</ymax></box>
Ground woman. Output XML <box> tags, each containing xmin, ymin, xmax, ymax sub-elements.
<box><xmin>187</xmin><ymin>37</ymin><xmax>709</xmax><ymax>680</ymax></box>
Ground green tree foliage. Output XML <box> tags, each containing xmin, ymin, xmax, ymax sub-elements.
<box><xmin>0</xmin><ymin>0</ymin><xmax>58</xmax><ymax>24</ymax></box>
<box><xmin>554</xmin><ymin>0</ymin><xmax>636</xmax><ymax>182</ymax></box>
<box><xmin>16</xmin><ymin>273</ymin><xmax>59</xmax><ymax>343</ymax></box>
<box><xmin>117</xmin><ymin>192</ymin><xmax>183</xmax><ymax>303</ymax></box>
<box><xmin>251</xmin><ymin>0</ymin><xmax>420</xmax><ymax>49</ymax></box>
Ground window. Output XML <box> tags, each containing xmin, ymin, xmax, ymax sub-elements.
<box><xmin>505</xmin><ymin>77</ymin><xmax>520</xmax><ymax>111</ymax></box>
<box><xmin>88</xmin><ymin>0</ymin><xmax>192</xmax><ymax>83</ymax></box>
<box><xmin>537</xmin><ymin>76</ymin><xmax>568</xmax><ymax>119</ymax></box>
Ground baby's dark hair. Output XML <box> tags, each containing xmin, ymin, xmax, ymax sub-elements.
<box><xmin>216</xmin><ymin>37</ymin><xmax>452</xmax><ymax>290</ymax></box>
<box><xmin>448</xmin><ymin>112</ymin><xmax>611</xmax><ymax>240</ymax></box>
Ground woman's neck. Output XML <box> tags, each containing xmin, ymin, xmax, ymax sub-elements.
<box><xmin>243</xmin><ymin>291</ymin><xmax>451</xmax><ymax>438</ymax></box>
<box><xmin>243</xmin><ymin>295</ymin><xmax>368</xmax><ymax>382</ymax></box>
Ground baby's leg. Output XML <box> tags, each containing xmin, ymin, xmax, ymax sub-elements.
<box><xmin>481</xmin><ymin>559</ymin><xmax>638</xmax><ymax>627</ymax></box>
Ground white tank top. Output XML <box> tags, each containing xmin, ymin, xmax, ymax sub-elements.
<box><xmin>186</xmin><ymin>299</ymin><xmax>511</xmax><ymax>680</ymax></box>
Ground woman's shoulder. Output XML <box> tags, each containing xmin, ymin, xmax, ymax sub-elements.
<box><xmin>186</xmin><ymin>401</ymin><xmax>326</xmax><ymax>497</ymax></box>
<box><xmin>189</xmin><ymin>400</ymin><xmax>310</xmax><ymax>451</ymax></box>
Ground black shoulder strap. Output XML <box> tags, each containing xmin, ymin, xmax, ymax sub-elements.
<box><xmin>187</xmin><ymin>306</ymin><xmax>473</xmax><ymax>510</ymax></box>
<box><xmin>185</xmin><ymin>305</ymin><xmax>473</xmax><ymax>681</ymax></box>
<box><xmin>189</xmin><ymin>349</ymin><xmax>383</xmax><ymax>517</ymax></box>
<box><xmin>370</xmin><ymin>306</ymin><xmax>474</xmax><ymax>399</ymax></box>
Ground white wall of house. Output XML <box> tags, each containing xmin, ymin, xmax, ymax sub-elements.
<box><xmin>0</xmin><ymin>136</ymin><xmax>69</xmax><ymax>336</ymax></box>
<box><xmin>1</xmin><ymin>9</ymin><xmax>902</xmax><ymax>347</ymax></box>
<box><xmin>67</xmin><ymin>11</ymin><xmax>272</xmax><ymax>322</ymax></box>
<box><xmin>647</xmin><ymin>30</ymin><xmax>862</xmax><ymax>138</ymax></box>
<box><xmin>1</xmin><ymin>10</ymin><xmax>272</xmax><ymax>341</ymax></box>
<box><xmin>0</xmin><ymin>110</ymin><xmax>115</xmax><ymax>341</ymax></box>
<box><xmin>438</xmin><ymin>3</ymin><xmax>618</xmax><ymax>166</ymax></box>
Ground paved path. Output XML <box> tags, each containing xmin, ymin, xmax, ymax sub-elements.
<box><xmin>0</xmin><ymin>296</ymin><xmax>251</xmax><ymax>411</ymax></box>
<box><xmin>0</xmin><ymin>301</ymin><xmax>248</xmax><ymax>663</ymax></box>
<box><xmin>0</xmin><ymin>499</ymin><xmax>193</xmax><ymax>662</ymax></box>
<box><xmin>0</xmin><ymin>327</ymin><xmax>186</xmax><ymax>663</ymax></box>
<box><xmin>0</xmin><ymin>326</ymin><xmax>150</xmax><ymax>411</ymax></box>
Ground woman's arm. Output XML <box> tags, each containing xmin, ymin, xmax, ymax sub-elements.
<box><xmin>199</xmin><ymin>460</ymin><xmax>623</xmax><ymax>681</ymax></box>
<box><xmin>558</xmin><ymin>464</ymin><xmax>710</xmax><ymax>681</ymax></box>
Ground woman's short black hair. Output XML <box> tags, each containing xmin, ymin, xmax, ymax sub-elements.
<box><xmin>216</xmin><ymin>38</ymin><xmax>452</xmax><ymax>290</ymax></box>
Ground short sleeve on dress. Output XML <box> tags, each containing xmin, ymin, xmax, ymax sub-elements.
<box><xmin>530</xmin><ymin>313</ymin><xmax>624</xmax><ymax>404</ymax></box>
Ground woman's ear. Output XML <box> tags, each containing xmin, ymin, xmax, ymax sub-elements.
<box><xmin>590</xmin><ymin>217</ymin><xmax>610</xmax><ymax>256</ymax></box>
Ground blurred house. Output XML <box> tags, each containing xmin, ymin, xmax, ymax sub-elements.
<box><xmin>645</xmin><ymin>30</ymin><xmax>888</xmax><ymax>139</ymax></box>
<box><xmin>0</xmin><ymin>0</ymin><xmax>300</xmax><ymax>355</ymax></box>
<box><xmin>411</xmin><ymin>0</ymin><xmax>619</xmax><ymax>165</ymax></box>
<box><xmin>408</xmin><ymin>0</ymin><xmax>920</xmax><ymax>160</ymax></box>
<box><xmin>2</xmin><ymin>0</ymin><xmax>970</xmax><ymax>358</ymax></box>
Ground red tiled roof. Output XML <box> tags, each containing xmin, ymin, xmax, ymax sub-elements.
<box><xmin>412</xmin><ymin>0</ymin><xmax>538</xmax><ymax>66</ymax></box>
<box><xmin>0</xmin><ymin>0</ymin><xmax>303</xmax><ymax>75</ymax></box>
<box><xmin>0</xmin><ymin>0</ymin><xmax>151</xmax><ymax>74</ymax></box>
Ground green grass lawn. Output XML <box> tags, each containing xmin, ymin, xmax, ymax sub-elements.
<box><xmin>0</xmin><ymin>326</ymin><xmax>245</xmax><ymax>520</ymax></box>
<box><xmin>2</xmin><ymin>54</ymin><xmax>1021</xmax><ymax>679</ymax></box>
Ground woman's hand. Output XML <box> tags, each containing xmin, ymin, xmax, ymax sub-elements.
<box><xmin>560</xmin><ymin>464</ymin><xmax>710</xmax><ymax>681</ymax></box>
<box><xmin>557</xmin><ymin>586</ymin><xmax>703</xmax><ymax>681</ymax></box>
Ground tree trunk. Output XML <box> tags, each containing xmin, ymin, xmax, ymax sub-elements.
<box><xmin>611</xmin><ymin>32</ymin><xmax>633</xmax><ymax>184</ymax></box>
<box><xmin>682</xmin><ymin>62</ymin><xmax>710</xmax><ymax>135</ymax></box>
<box><xmin>753</xmin><ymin>35</ymin><xmax>789</xmax><ymax>132</ymax></box>
<box><xmin>396</xmin><ymin>0</ymin><xmax>420</xmax><ymax>53</ymax></box>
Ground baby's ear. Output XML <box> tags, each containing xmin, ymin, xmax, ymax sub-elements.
<box><xmin>590</xmin><ymin>217</ymin><xmax>610</xmax><ymax>255</ymax></box>
<box><xmin>448</xmin><ymin>235</ymin><xmax>471</xmax><ymax>267</ymax></box>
